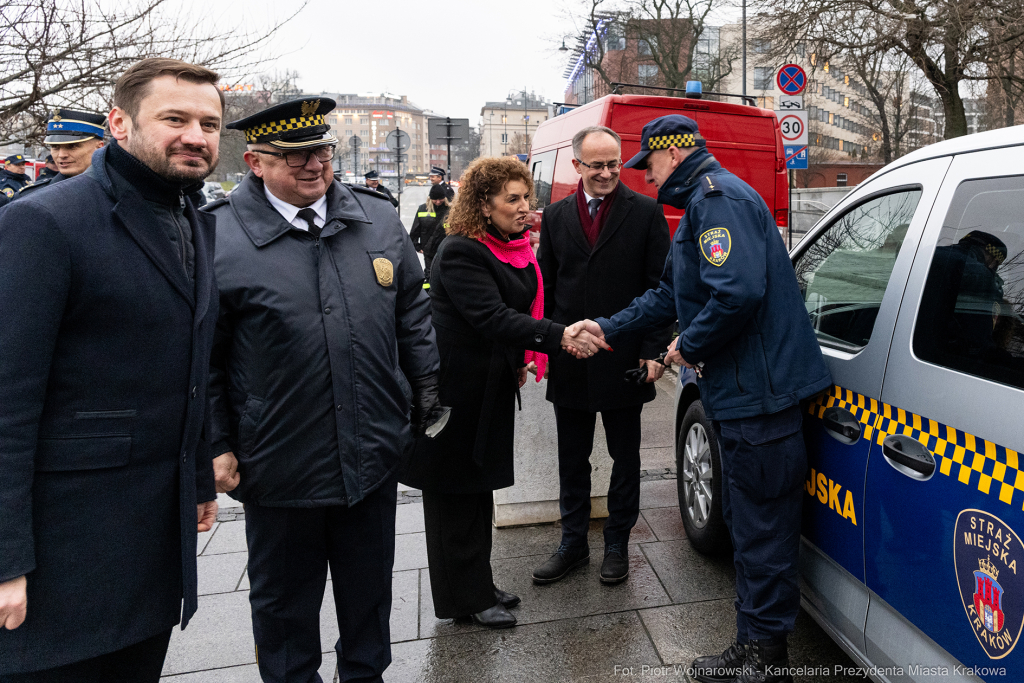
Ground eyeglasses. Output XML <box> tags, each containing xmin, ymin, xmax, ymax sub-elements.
<box><xmin>575</xmin><ymin>158</ymin><xmax>622</xmax><ymax>172</ymax></box>
<box><xmin>251</xmin><ymin>145</ymin><xmax>336</xmax><ymax>168</ymax></box>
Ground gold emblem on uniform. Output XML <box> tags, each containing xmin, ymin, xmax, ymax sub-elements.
<box><xmin>301</xmin><ymin>99</ymin><xmax>320</xmax><ymax>117</ymax></box>
<box><xmin>373</xmin><ymin>258</ymin><xmax>394</xmax><ymax>287</ymax></box>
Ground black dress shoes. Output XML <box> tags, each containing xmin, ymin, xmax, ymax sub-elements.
<box><xmin>494</xmin><ymin>585</ymin><xmax>521</xmax><ymax>608</ymax></box>
<box><xmin>532</xmin><ymin>544</ymin><xmax>590</xmax><ymax>584</ymax></box>
<box><xmin>599</xmin><ymin>543</ymin><xmax>629</xmax><ymax>584</ymax></box>
<box><xmin>469</xmin><ymin>602</ymin><xmax>517</xmax><ymax>629</ymax></box>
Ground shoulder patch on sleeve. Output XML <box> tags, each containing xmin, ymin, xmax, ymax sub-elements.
<box><xmin>2</xmin><ymin>187</ymin><xmax>14</xmax><ymax>198</ymax></box>
<box><xmin>699</xmin><ymin>227</ymin><xmax>731</xmax><ymax>266</ymax></box>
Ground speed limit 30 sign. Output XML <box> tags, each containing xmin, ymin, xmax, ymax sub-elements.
<box><xmin>779</xmin><ymin>111</ymin><xmax>808</xmax><ymax>147</ymax></box>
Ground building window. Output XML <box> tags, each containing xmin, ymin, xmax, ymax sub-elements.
<box><xmin>638</xmin><ymin>64</ymin><xmax>658</xmax><ymax>85</ymax></box>
<box><xmin>605</xmin><ymin>24</ymin><xmax>625</xmax><ymax>51</ymax></box>
<box><xmin>360</xmin><ymin>118</ymin><xmax>368</xmax><ymax>124</ymax></box>
<box><xmin>638</xmin><ymin>36</ymin><xmax>657</xmax><ymax>56</ymax></box>
<box><xmin>754</xmin><ymin>67</ymin><xmax>774</xmax><ymax>90</ymax></box>
<box><xmin>837</xmin><ymin>173</ymin><xmax>848</xmax><ymax>186</ymax></box>
<box><xmin>501</xmin><ymin>133</ymin><xmax>508</xmax><ymax>144</ymax></box>
<box><xmin>345</xmin><ymin>118</ymin><xmax>352</xmax><ymax>124</ymax></box>
<box><xmin>345</xmin><ymin>129</ymin><xmax>353</xmax><ymax>136</ymax></box>
<box><xmin>795</xmin><ymin>41</ymin><xmax>806</xmax><ymax>57</ymax></box>
<box><xmin>844</xmin><ymin>96</ymin><xmax>850</xmax><ymax>107</ymax></box>
<box><xmin>754</xmin><ymin>39</ymin><xmax>771</xmax><ymax>54</ymax></box>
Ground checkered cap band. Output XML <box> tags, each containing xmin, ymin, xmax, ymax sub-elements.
<box><xmin>648</xmin><ymin>133</ymin><xmax>703</xmax><ymax>149</ymax></box>
<box><xmin>986</xmin><ymin>244</ymin><xmax>1008</xmax><ymax>265</ymax></box>
<box><xmin>244</xmin><ymin>115</ymin><xmax>326</xmax><ymax>143</ymax></box>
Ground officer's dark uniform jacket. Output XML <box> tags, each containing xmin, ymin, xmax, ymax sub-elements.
<box><xmin>368</xmin><ymin>182</ymin><xmax>399</xmax><ymax>207</ymax></box>
<box><xmin>204</xmin><ymin>173</ymin><xmax>439</xmax><ymax>507</ymax></box>
<box><xmin>410</xmin><ymin>202</ymin><xmax>448</xmax><ymax>259</ymax></box>
<box><xmin>0</xmin><ymin>168</ymin><xmax>31</xmax><ymax>207</ymax></box>
<box><xmin>597</xmin><ymin>148</ymin><xmax>831</xmax><ymax>420</ymax></box>
<box><xmin>13</xmin><ymin>172</ymin><xmax>69</xmax><ymax>202</ymax></box>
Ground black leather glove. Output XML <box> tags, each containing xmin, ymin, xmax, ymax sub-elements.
<box><xmin>623</xmin><ymin>351</ymin><xmax>669</xmax><ymax>386</ymax></box>
<box><xmin>410</xmin><ymin>375</ymin><xmax>451</xmax><ymax>438</ymax></box>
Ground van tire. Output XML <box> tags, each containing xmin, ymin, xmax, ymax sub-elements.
<box><xmin>676</xmin><ymin>401</ymin><xmax>731</xmax><ymax>556</ymax></box>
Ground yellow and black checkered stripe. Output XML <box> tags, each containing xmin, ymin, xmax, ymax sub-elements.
<box><xmin>244</xmin><ymin>115</ymin><xmax>326</xmax><ymax>143</ymax></box>
<box><xmin>648</xmin><ymin>133</ymin><xmax>704</xmax><ymax>149</ymax></box>
<box><xmin>809</xmin><ymin>385</ymin><xmax>1024</xmax><ymax>508</ymax></box>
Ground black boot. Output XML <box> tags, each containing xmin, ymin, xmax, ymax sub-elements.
<box><xmin>689</xmin><ymin>640</ymin><xmax>746</xmax><ymax>683</ymax></box>
<box><xmin>599</xmin><ymin>543</ymin><xmax>629</xmax><ymax>584</ymax></box>
<box><xmin>735</xmin><ymin>637</ymin><xmax>792</xmax><ymax>683</ymax></box>
<box><xmin>468</xmin><ymin>603</ymin><xmax>517</xmax><ymax>629</ymax></box>
<box><xmin>532</xmin><ymin>544</ymin><xmax>589</xmax><ymax>584</ymax></box>
<box><xmin>494</xmin><ymin>585</ymin><xmax>520</xmax><ymax>608</ymax></box>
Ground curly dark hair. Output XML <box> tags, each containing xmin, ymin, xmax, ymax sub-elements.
<box><xmin>446</xmin><ymin>156</ymin><xmax>534</xmax><ymax>239</ymax></box>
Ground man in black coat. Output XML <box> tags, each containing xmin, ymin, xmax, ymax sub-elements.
<box><xmin>0</xmin><ymin>58</ymin><xmax>223</xmax><ymax>680</ymax></box>
<box><xmin>205</xmin><ymin>97</ymin><xmax>441</xmax><ymax>683</ymax></box>
<box><xmin>533</xmin><ymin>125</ymin><xmax>670</xmax><ymax>586</ymax></box>
<box><xmin>428</xmin><ymin>165</ymin><xmax>455</xmax><ymax>201</ymax></box>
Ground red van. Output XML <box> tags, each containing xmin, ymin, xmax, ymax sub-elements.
<box><xmin>527</xmin><ymin>94</ymin><xmax>788</xmax><ymax>235</ymax></box>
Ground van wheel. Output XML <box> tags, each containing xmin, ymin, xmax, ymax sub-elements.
<box><xmin>676</xmin><ymin>401</ymin><xmax>731</xmax><ymax>556</ymax></box>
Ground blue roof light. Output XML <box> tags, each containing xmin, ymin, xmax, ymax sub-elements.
<box><xmin>685</xmin><ymin>81</ymin><xmax>703</xmax><ymax>98</ymax></box>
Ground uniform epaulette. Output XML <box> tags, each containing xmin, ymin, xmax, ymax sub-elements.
<box><xmin>348</xmin><ymin>184</ymin><xmax>392</xmax><ymax>201</ymax></box>
<box><xmin>700</xmin><ymin>173</ymin><xmax>724</xmax><ymax>197</ymax></box>
<box><xmin>202</xmin><ymin>197</ymin><xmax>230</xmax><ymax>212</ymax></box>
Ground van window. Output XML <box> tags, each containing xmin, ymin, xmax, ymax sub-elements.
<box><xmin>794</xmin><ymin>189</ymin><xmax>922</xmax><ymax>350</ymax></box>
<box><xmin>531</xmin><ymin>150</ymin><xmax>557</xmax><ymax>210</ymax></box>
<box><xmin>913</xmin><ymin>175</ymin><xmax>1024</xmax><ymax>390</ymax></box>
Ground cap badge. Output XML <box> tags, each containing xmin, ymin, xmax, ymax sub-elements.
<box><xmin>52</xmin><ymin>111</ymin><xmax>62</xmax><ymax>122</ymax></box>
<box><xmin>373</xmin><ymin>257</ymin><xmax>394</xmax><ymax>287</ymax></box>
<box><xmin>301</xmin><ymin>100</ymin><xmax>320</xmax><ymax>117</ymax></box>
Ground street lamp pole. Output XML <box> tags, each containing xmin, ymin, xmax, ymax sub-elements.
<box><xmin>503</xmin><ymin>98</ymin><xmax>509</xmax><ymax>155</ymax></box>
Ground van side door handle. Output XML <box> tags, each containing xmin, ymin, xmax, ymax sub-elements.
<box><xmin>822</xmin><ymin>406</ymin><xmax>861</xmax><ymax>445</ymax></box>
<box><xmin>882</xmin><ymin>434</ymin><xmax>935</xmax><ymax>479</ymax></box>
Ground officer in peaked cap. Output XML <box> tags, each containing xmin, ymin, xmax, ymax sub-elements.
<box><xmin>0</xmin><ymin>154</ymin><xmax>32</xmax><ymax>207</ymax></box>
<box><xmin>428</xmin><ymin>164</ymin><xmax>455</xmax><ymax>201</ymax></box>
<box><xmin>204</xmin><ymin>97</ymin><xmax>441</xmax><ymax>683</ymax></box>
<box><xmin>577</xmin><ymin>113</ymin><xmax>832</xmax><ymax>683</ymax></box>
<box><xmin>364</xmin><ymin>169</ymin><xmax>398</xmax><ymax>207</ymax></box>
<box><xmin>15</xmin><ymin>109</ymin><xmax>106</xmax><ymax>203</ymax></box>
<box><xmin>37</xmin><ymin>154</ymin><xmax>58</xmax><ymax>181</ymax></box>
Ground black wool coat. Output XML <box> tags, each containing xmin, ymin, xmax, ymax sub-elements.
<box><xmin>537</xmin><ymin>183</ymin><xmax>672</xmax><ymax>412</ymax></box>
<box><xmin>400</xmin><ymin>233</ymin><xmax>565</xmax><ymax>493</ymax></box>
<box><xmin>0</xmin><ymin>146</ymin><xmax>217</xmax><ymax>674</ymax></box>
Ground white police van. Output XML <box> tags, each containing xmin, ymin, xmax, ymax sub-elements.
<box><xmin>675</xmin><ymin>125</ymin><xmax>1024</xmax><ymax>682</ymax></box>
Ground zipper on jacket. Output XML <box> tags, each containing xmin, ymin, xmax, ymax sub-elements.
<box><xmin>171</xmin><ymin>193</ymin><xmax>191</xmax><ymax>282</ymax></box>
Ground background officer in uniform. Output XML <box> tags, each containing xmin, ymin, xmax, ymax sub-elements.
<box><xmin>532</xmin><ymin>125</ymin><xmax>670</xmax><ymax>587</ymax></box>
<box><xmin>409</xmin><ymin>183</ymin><xmax>449</xmax><ymax>282</ymax></box>
<box><xmin>364</xmin><ymin>169</ymin><xmax>399</xmax><ymax>207</ymax></box>
<box><xmin>571</xmin><ymin>115</ymin><xmax>831</xmax><ymax>683</ymax></box>
<box><xmin>428</xmin><ymin>165</ymin><xmax>455</xmax><ymax>201</ymax></box>
<box><xmin>15</xmin><ymin>109</ymin><xmax>105</xmax><ymax>202</ymax></box>
<box><xmin>36</xmin><ymin>155</ymin><xmax>58</xmax><ymax>181</ymax></box>
<box><xmin>205</xmin><ymin>97</ymin><xmax>441</xmax><ymax>683</ymax></box>
<box><xmin>0</xmin><ymin>155</ymin><xmax>32</xmax><ymax>207</ymax></box>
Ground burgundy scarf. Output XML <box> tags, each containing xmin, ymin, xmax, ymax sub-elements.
<box><xmin>479</xmin><ymin>231</ymin><xmax>547</xmax><ymax>382</ymax></box>
<box><xmin>575</xmin><ymin>178</ymin><xmax>618</xmax><ymax>247</ymax></box>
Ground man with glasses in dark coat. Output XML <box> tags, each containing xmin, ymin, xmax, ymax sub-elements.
<box><xmin>204</xmin><ymin>97</ymin><xmax>441</xmax><ymax>683</ymax></box>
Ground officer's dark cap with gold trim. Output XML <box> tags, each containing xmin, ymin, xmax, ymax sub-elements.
<box><xmin>228</xmin><ymin>97</ymin><xmax>338</xmax><ymax>150</ymax></box>
<box><xmin>45</xmin><ymin>109</ymin><xmax>106</xmax><ymax>145</ymax></box>
<box><xmin>624</xmin><ymin>114</ymin><xmax>705</xmax><ymax>170</ymax></box>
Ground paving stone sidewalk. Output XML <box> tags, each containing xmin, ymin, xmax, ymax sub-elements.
<box><xmin>162</xmin><ymin>375</ymin><xmax>864</xmax><ymax>682</ymax></box>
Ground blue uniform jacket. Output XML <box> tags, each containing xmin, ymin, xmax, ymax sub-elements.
<box><xmin>596</xmin><ymin>148</ymin><xmax>831</xmax><ymax>420</ymax></box>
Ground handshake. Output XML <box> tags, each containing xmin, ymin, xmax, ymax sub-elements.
<box><xmin>559</xmin><ymin>319</ymin><xmax>612</xmax><ymax>359</ymax></box>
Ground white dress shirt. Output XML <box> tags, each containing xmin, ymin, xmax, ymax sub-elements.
<box><xmin>263</xmin><ymin>186</ymin><xmax>327</xmax><ymax>231</ymax></box>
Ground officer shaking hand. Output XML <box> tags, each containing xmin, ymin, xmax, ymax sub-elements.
<box><xmin>569</xmin><ymin>115</ymin><xmax>831</xmax><ymax>683</ymax></box>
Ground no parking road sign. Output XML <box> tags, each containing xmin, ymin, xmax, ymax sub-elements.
<box><xmin>785</xmin><ymin>145</ymin><xmax>808</xmax><ymax>169</ymax></box>
<box><xmin>779</xmin><ymin>110</ymin><xmax>808</xmax><ymax>147</ymax></box>
<box><xmin>777</xmin><ymin>64</ymin><xmax>807</xmax><ymax>95</ymax></box>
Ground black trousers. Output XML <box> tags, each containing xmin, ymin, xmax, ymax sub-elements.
<box><xmin>0</xmin><ymin>629</ymin><xmax>171</xmax><ymax>683</ymax></box>
<box><xmin>421</xmin><ymin>490</ymin><xmax>497</xmax><ymax>619</ymax></box>
<box><xmin>554</xmin><ymin>404</ymin><xmax>643</xmax><ymax>548</ymax></box>
<box><xmin>244</xmin><ymin>477</ymin><xmax>397</xmax><ymax>683</ymax></box>
<box><xmin>715</xmin><ymin>405</ymin><xmax>806</xmax><ymax>641</ymax></box>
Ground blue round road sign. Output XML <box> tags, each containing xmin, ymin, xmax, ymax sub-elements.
<box><xmin>777</xmin><ymin>64</ymin><xmax>807</xmax><ymax>95</ymax></box>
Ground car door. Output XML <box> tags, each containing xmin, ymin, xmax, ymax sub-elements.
<box><xmin>865</xmin><ymin>148</ymin><xmax>1024</xmax><ymax>681</ymax></box>
<box><xmin>790</xmin><ymin>157</ymin><xmax>951</xmax><ymax>655</ymax></box>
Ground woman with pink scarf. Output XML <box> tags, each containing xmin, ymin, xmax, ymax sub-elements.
<box><xmin>400</xmin><ymin>157</ymin><xmax>608</xmax><ymax>629</ymax></box>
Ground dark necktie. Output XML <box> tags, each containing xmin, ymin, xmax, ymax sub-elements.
<box><xmin>588</xmin><ymin>197</ymin><xmax>602</xmax><ymax>221</ymax></box>
<box><xmin>296</xmin><ymin>207</ymin><xmax>321</xmax><ymax>238</ymax></box>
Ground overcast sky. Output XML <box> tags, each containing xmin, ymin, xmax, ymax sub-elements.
<box><xmin>195</xmin><ymin>0</ymin><xmax>583</xmax><ymax>125</ymax></box>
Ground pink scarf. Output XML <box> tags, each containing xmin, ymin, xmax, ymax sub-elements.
<box><xmin>480</xmin><ymin>231</ymin><xmax>547</xmax><ymax>382</ymax></box>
